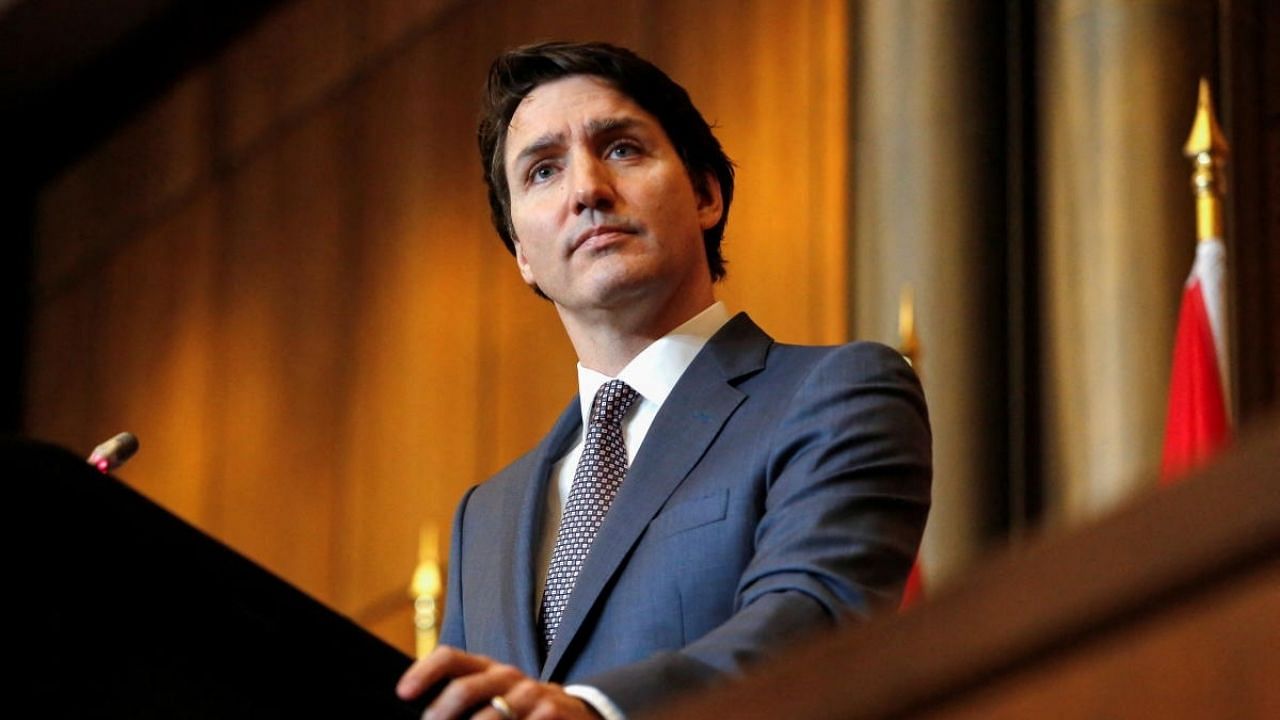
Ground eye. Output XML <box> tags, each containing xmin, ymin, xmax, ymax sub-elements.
<box><xmin>528</xmin><ymin>162</ymin><xmax>559</xmax><ymax>184</ymax></box>
<box><xmin>607</xmin><ymin>140</ymin><xmax>642</xmax><ymax>160</ymax></box>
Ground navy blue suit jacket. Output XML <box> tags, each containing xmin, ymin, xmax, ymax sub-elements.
<box><xmin>438</xmin><ymin>313</ymin><xmax>931</xmax><ymax>714</ymax></box>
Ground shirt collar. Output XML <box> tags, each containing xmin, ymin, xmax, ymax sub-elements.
<box><xmin>575</xmin><ymin>301</ymin><xmax>731</xmax><ymax>424</ymax></box>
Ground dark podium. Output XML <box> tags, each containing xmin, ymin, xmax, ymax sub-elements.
<box><xmin>11</xmin><ymin>438</ymin><xmax>429</xmax><ymax>718</ymax></box>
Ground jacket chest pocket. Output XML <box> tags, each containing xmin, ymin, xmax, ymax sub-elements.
<box><xmin>648</xmin><ymin>488</ymin><xmax>730</xmax><ymax>539</ymax></box>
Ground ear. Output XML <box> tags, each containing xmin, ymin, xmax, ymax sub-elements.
<box><xmin>694</xmin><ymin>171</ymin><xmax>724</xmax><ymax>231</ymax></box>
<box><xmin>512</xmin><ymin>236</ymin><xmax>538</xmax><ymax>286</ymax></box>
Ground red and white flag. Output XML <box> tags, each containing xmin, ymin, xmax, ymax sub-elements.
<box><xmin>1160</xmin><ymin>237</ymin><xmax>1231</xmax><ymax>483</ymax></box>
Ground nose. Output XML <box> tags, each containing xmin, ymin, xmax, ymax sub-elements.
<box><xmin>571</xmin><ymin>155</ymin><xmax>616</xmax><ymax>214</ymax></box>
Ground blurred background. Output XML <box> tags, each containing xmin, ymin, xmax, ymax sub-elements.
<box><xmin>2</xmin><ymin>0</ymin><xmax>1276</xmax><ymax>654</ymax></box>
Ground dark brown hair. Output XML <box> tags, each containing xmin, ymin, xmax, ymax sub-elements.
<box><xmin>478</xmin><ymin>41</ymin><xmax>734</xmax><ymax>281</ymax></box>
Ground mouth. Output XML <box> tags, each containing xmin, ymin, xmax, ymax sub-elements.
<box><xmin>572</xmin><ymin>224</ymin><xmax>637</xmax><ymax>253</ymax></box>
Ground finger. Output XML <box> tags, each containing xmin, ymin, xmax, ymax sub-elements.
<box><xmin>427</xmin><ymin>663</ymin><xmax>524</xmax><ymax>720</ymax></box>
<box><xmin>505</xmin><ymin>682</ymin><xmax>594</xmax><ymax>720</ymax></box>
<box><xmin>473</xmin><ymin>678</ymin><xmax>543</xmax><ymax>720</ymax></box>
<box><xmin>500</xmin><ymin>678</ymin><xmax>548</xmax><ymax>712</ymax></box>
<box><xmin>397</xmin><ymin>646</ymin><xmax>492</xmax><ymax>700</ymax></box>
<box><xmin>469</xmin><ymin>698</ymin><xmax>516</xmax><ymax>720</ymax></box>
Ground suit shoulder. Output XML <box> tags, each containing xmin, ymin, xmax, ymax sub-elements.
<box><xmin>473</xmin><ymin>447</ymin><xmax>539</xmax><ymax>497</ymax></box>
<box><xmin>769</xmin><ymin>339</ymin><xmax>918</xmax><ymax>384</ymax></box>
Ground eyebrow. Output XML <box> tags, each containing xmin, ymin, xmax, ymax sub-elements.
<box><xmin>586</xmin><ymin>116</ymin><xmax>643</xmax><ymax>138</ymax></box>
<box><xmin>511</xmin><ymin>116</ymin><xmax>647</xmax><ymax>168</ymax></box>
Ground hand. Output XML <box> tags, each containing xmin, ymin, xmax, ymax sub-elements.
<box><xmin>397</xmin><ymin>645</ymin><xmax>600</xmax><ymax>720</ymax></box>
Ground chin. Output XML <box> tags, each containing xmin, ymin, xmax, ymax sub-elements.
<box><xmin>559</xmin><ymin>274</ymin><xmax>653</xmax><ymax>313</ymax></box>
<box><xmin>584</xmin><ymin>259</ymin><xmax>660</xmax><ymax>297</ymax></box>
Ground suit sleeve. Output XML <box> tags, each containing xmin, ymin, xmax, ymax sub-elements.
<box><xmin>585</xmin><ymin>341</ymin><xmax>932</xmax><ymax>714</ymax></box>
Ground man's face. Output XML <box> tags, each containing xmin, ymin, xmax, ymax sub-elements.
<box><xmin>502</xmin><ymin>75</ymin><xmax>722</xmax><ymax>319</ymax></box>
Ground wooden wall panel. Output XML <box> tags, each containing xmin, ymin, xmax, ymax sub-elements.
<box><xmin>485</xmin><ymin>0</ymin><xmax>649</xmax><ymax>50</ymax></box>
<box><xmin>29</xmin><ymin>68</ymin><xmax>220</xmax><ymax>525</ymax></box>
<box><xmin>220</xmin><ymin>0</ymin><xmax>361</xmax><ymax>159</ymax></box>
<box><xmin>483</xmin><ymin>275</ymin><xmax>581</xmax><ymax>476</ymax></box>
<box><xmin>25</xmin><ymin>284</ymin><xmax>97</xmax><ymax>454</ymax></box>
<box><xmin>211</xmin><ymin>102</ymin><xmax>355</xmax><ymax>600</ymax></box>
<box><xmin>89</xmin><ymin>193</ymin><xmax>222</xmax><ymax>529</ymax></box>
<box><xmin>332</xmin><ymin>17</ymin><xmax>492</xmax><ymax>620</ymax></box>
<box><xmin>652</xmin><ymin>0</ymin><xmax>849</xmax><ymax>345</ymax></box>
<box><xmin>356</xmin><ymin>0</ymin><xmax>463</xmax><ymax>60</ymax></box>
<box><xmin>35</xmin><ymin>67</ymin><xmax>214</xmax><ymax>299</ymax></box>
<box><xmin>26</xmin><ymin>0</ymin><xmax>852</xmax><ymax>653</ymax></box>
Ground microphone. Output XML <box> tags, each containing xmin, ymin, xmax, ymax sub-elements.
<box><xmin>88</xmin><ymin>432</ymin><xmax>140</xmax><ymax>473</ymax></box>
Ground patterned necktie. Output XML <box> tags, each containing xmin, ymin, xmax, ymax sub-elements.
<box><xmin>538</xmin><ymin>379</ymin><xmax>640</xmax><ymax>650</ymax></box>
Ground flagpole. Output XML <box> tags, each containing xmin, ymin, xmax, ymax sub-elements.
<box><xmin>1183</xmin><ymin>78</ymin><xmax>1232</xmax><ymax>425</ymax></box>
<box><xmin>1161</xmin><ymin>79</ymin><xmax>1233</xmax><ymax>481</ymax></box>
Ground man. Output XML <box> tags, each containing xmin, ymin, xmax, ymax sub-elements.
<box><xmin>397</xmin><ymin>41</ymin><xmax>931</xmax><ymax>720</ymax></box>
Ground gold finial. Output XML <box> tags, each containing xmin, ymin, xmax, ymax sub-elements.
<box><xmin>898</xmin><ymin>284</ymin><xmax>921</xmax><ymax>375</ymax></box>
<box><xmin>1183</xmin><ymin>78</ymin><xmax>1229</xmax><ymax>158</ymax></box>
<box><xmin>410</xmin><ymin>522</ymin><xmax>444</xmax><ymax>657</ymax></box>
<box><xmin>1183</xmin><ymin>78</ymin><xmax>1230</xmax><ymax>242</ymax></box>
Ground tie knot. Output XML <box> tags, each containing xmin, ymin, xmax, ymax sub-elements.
<box><xmin>591</xmin><ymin>379</ymin><xmax>639</xmax><ymax>426</ymax></box>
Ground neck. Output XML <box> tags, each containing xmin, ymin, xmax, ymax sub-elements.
<box><xmin>558</xmin><ymin>288</ymin><xmax>715</xmax><ymax>376</ymax></box>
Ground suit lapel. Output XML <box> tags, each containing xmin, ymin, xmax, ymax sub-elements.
<box><xmin>505</xmin><ymin>398</ymin><xmax>581</xmax><ymax>677</ymax></box>
<box><xmin>540</xmin><ymin>314</ymin><xmax>771</xmax><ymax>679</ymax></box>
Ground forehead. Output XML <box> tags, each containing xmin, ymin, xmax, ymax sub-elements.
<box><xmin>504</xmin><ymin>75</ymin><xmax>658</xmax><ymax>160</ymax></box>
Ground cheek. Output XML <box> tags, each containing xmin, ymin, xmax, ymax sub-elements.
<box><xmin>650</xmin><ymin>172</ymin><xmax>700</xmax><ymax>221</ymax></box>
<box><xmin>648</xmin><ymin>189</ymin><xmax>700</xmax><ymax>240</ymax></box>
<box><xmin>510</xmin><ymin>207</ymin><xmax>561</xmax><ymax>274</ymax></box>
<box><xmin>510</xmin><ymin>193</ymin><xmax>561</xmax><ymax>239</ymax></box>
